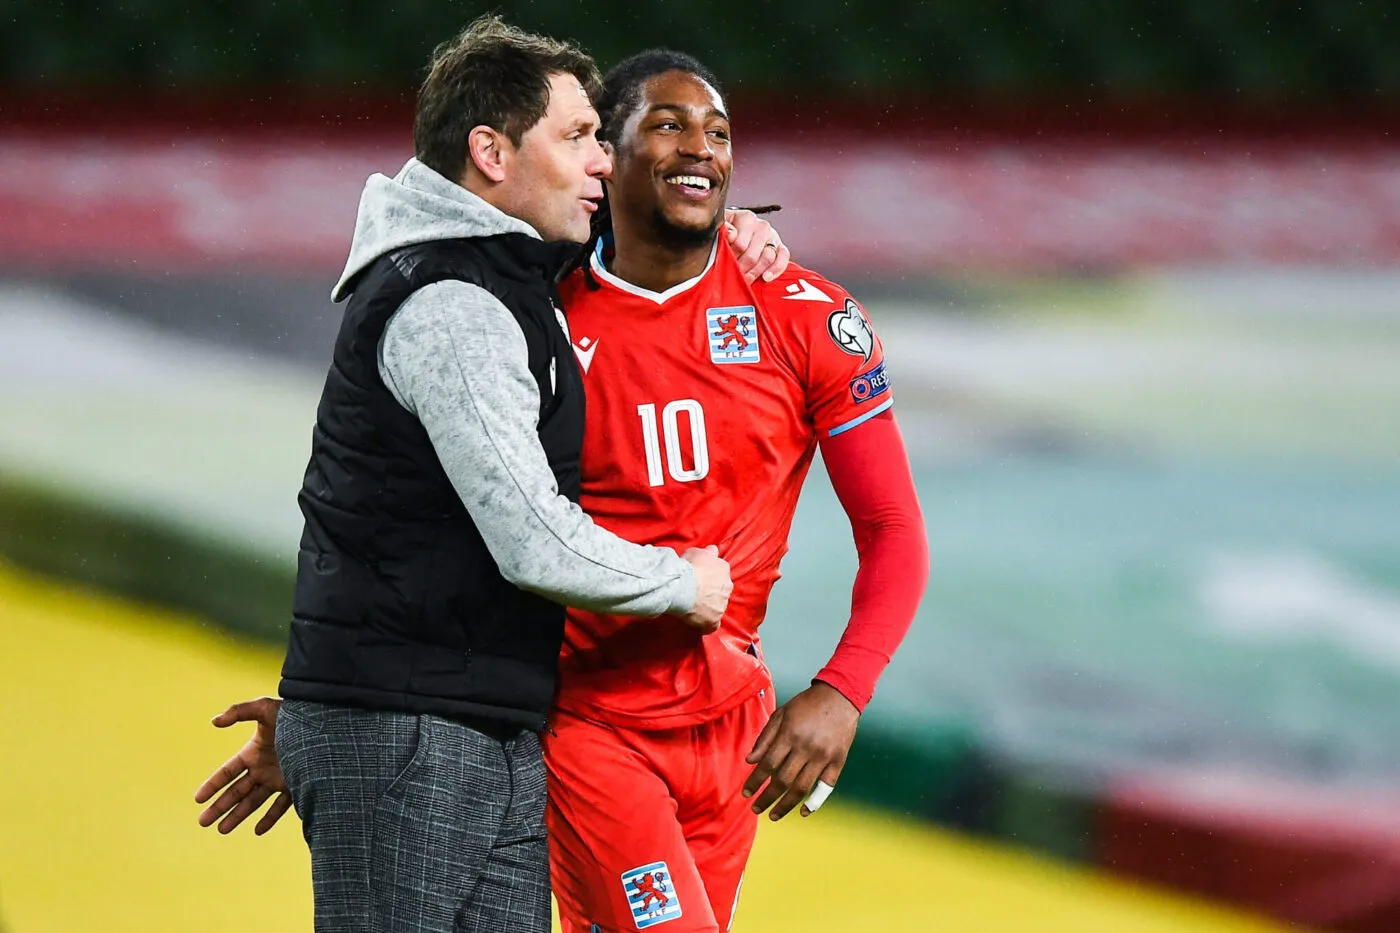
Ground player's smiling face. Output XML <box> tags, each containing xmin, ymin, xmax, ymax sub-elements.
<box><xmin>611</xmin><ymin>70</ymin><xmax>732</xmax><ymax>248</ymax></box>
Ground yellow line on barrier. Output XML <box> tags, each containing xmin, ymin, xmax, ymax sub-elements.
<box><xmin>0</xmin><ymin>563</ymin><xmax>1297</xmax><ymax>932</ymax></box>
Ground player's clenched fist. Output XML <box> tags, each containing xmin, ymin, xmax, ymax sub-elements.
<box><xmin>680</xmin><ymin>545</ymin><xmax>732</xmax><ymax>632</ymax></box>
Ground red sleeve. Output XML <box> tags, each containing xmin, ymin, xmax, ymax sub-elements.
<box><xmin>775</xmin><ymin>275</ymin><xmax>891</xmax><ymax>439</ymax></box>
<box><xmin>811</xmin><ymin>409</ymin><xmax>928</xmax><ymax>712</ymax></box>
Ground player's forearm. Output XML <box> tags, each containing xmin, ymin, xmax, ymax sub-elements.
<box><xmin>813</xmin><ymin>512</ymin><xmax>928</xmax><ymax>710</ymax></box>
<box><xmin>379</xmin><ymin>282</ymin><xmax>697</xmax><ymax>617</ymax></box>
<box><xmin>813</xmin><ymin>412</ymin><xmax>929</xmax><ymax>711</ymax></box>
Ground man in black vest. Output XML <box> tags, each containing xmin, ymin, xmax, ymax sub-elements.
<box><xmin>197</xmin><ymin>17</ymin><xmax>746</xmax><ymax>933</ymax></box>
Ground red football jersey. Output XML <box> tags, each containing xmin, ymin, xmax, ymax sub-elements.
<box><xmin>555</xmin><ymin>236</ymin><xmax>893</xmax><ymax>728</ymax></box>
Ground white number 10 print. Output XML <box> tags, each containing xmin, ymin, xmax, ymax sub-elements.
<box><xmin>637</xmin><ymin>399</ymin><xmax>710</xmax><ymax>487</ymax></box>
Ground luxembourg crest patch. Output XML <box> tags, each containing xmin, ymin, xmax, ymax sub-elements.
<box><xmin>706</xmin><ymin>305</ymin><xmax>760</xmax><ymax>364</ymax></box>
<box><xmin>621</xmin><ymin>861</ymin><xmax>682</xmax><ymax>929</ymax></box>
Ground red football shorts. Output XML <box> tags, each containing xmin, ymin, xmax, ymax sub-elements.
<box><xmin>546</xmin><ymin>684</ymin><xmax>776</xmax><ymax>933</ymax></box>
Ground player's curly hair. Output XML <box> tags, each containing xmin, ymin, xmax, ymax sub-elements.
<box><xmin>594</xmin><ymin>49</ymin><xmax>724</xmax><ymax>149</ymax></box>
<box><xmin>557</xmin><ymin>49</ymin><xmax>725</xmax><ymax>285</ymax></box>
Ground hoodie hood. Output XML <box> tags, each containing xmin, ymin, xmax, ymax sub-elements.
<box><xmin>331</xmin><ymin>158</ymin><xmax>541</xmax><ymax>302</ymax></box>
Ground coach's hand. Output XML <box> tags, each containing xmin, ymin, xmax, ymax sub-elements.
<box><xmin>680</xmin><ymin>545</ymin><xmax>732</xmax><ymax>633</ymax></box>
<box><xmin>743</xmin><ymin>681</ymin><xmax>859</xmax><ymax>821</ymax></box>
<box><xmin>725</xmin><ymin>209</ymin><xmax>790</xmax><ymax>284</ymax></box>
<box><xmin>194</xmin><ymin>696</ymin><xmax>292</xmax><ymax>835</ymax></box>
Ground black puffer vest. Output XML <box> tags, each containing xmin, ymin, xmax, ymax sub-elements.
<box><xmin>279</xmin><ymin>235</ymin><xmax>582</xmax><ymax>731</ymax></box>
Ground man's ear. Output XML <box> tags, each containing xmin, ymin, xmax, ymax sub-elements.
<box><xmin>599</xmin><ymin>140</ymin><xmax>615</xmax><ymax>182</ymax></box>
<box><xmin>466</xmin><ymin>125</ymin><xmax>510</xmax><ymax>184</ymax></box>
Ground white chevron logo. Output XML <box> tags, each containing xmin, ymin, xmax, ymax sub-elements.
<box><xmin>573</xmin><ymin>337</ymin><xmax>598</xmax><ymax>373</ymax></box>
<box><xmin>782</xmin><ymin>278</ymin><xmax>833</xmax><ymax>302</ymax></box>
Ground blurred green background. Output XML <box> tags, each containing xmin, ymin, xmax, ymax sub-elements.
<box><xmin>2</xmin><ymin>2</ymin><xmax>1399</xmax><ymax>931</ymax></box>
<box><xmin>7</xmin><ymin>0</ymin><xmax>1400</xmax><ymax>98</ymax></box>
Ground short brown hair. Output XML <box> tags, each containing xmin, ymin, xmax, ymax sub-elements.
<box><xmin>413</xmin><ymin>15</ymin><xmax>602</xmax><ymax>182</ymax></box>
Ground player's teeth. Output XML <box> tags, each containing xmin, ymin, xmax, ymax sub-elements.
<box><xmin>666</xmin><ymin>175</ymin><xmax>711</xmax><ymax>190</ymax></box>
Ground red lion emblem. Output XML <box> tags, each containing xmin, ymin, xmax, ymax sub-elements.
<box><xmin>633</xmin><ymin>872</ymin><xmax>670</xmax><ymax>911</ymax></box>
<box><xmin>712</xmin><ymin>314</ymin><xmax>751</xmax><ymax>352</ymax></box>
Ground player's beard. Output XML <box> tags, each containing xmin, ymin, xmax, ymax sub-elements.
<box><xmin>649</xmin><ymin>202</ymin><xmax>724</xmax><ymax>253</ymax></box>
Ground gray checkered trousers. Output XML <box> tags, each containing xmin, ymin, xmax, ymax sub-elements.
<box><xmin>276</xmin><ymin>700</ymin><xmax>551</xmax><ymax>932</ymax></box>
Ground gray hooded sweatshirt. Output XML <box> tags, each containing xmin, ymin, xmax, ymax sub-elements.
<box><xmin>330</xmin><ymin>158</ymin><xmax>697</xmax><ymax>616</ymax></box>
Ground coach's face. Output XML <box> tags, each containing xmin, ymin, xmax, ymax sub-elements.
<box><xmin>612</xmin><ymin>70</ymin><xmax>732</xmax><ymax>246</ymax></box>
<box><xmin>500</xmin><ymin>72</ymin><xmax>610</xmax><ymax>243</ymax></box>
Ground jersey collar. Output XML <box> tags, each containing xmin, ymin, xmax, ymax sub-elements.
<box><xmin>589</xmin><ymin>236</ymin><xmax>719</xmax><ymax>305</ymax></box>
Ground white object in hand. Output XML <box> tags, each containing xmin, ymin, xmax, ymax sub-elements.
<box><xmin>803</xmin><ymin>780</ymin><xmax>835</xmax><ymax>814</ymax></box>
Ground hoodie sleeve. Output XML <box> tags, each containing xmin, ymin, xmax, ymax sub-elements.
<box><xmin>378</xmin><ymin>279</ymin><xmax>698</xmax><ymax>616</ymax></box>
